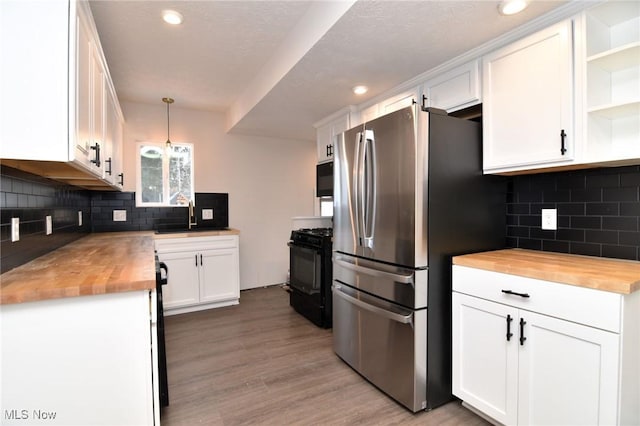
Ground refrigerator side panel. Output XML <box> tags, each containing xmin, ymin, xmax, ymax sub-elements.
<box><xmin>425</xmin><ymin>112</ymin><xmax>508</xmax><ymax>408</ymax></box>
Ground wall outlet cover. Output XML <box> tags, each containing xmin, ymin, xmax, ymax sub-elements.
<box><xmin>541</xmin><ymin>208</ymin><xmax>557</xmax><ymax>230</ymax></box>
<box><xmin>202</xmin><ymin>209</ymin><xmax>214</xmax><ymax>220</ymax></box>
<box><xmin>11</xmin><ymin>217</ymin><xmax>19</xmax><ymax>242</ymax></box>
<box><xmin>46</xmin><ymin>216</ymin><xmax>52</xmax><ymax>235</ymax></box>
<box><xmin>113</xmin><ymin>210</ymin><xmax>127</xmax><ymax>222</ymax></box>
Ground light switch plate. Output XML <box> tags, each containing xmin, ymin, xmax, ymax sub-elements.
<box><xmin>11</xmin><ymin>217</ymin><xmax>19</xmax><ymax>242</ymax></box>
<box><xmin>202</xmin><ymin>209</ymin><xmax>214</xmax><ymax>220</ymax></box>
<box><xmin>46</xmin><ymin>216</ymin><xmax>52</xmax><ymax>235</ymax></box>
<box><xmin>78</xmin><ymin>211</ymin><xmax>83</xmax><ymax>226</ymax></box>
<box><xmin>541</xmin><ymin>208</ymin><xmax>557</xmax><ymax>230</ymax></box>
<box><xmin>113</xmin><ymin>210</ymin><xmax>127</xmax><ymax>222</ymax></box>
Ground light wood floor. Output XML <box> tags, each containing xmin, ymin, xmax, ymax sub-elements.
<box><xmin>162</xmin><ymin>285</ymin><xmax>488</xmax><ymax>425</ymax></box>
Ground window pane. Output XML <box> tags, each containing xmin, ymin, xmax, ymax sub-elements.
<box><xmin>168</xmin><ymin>145</ymin><xmax>192</xmax><ymax>205</ymax></box>
<box><xmin>320</xmin><ymin>198</ymin><xmax>333</xmax><ymax>217</ymax></box>
<box><xmin>140</xmin><ymin>146</ymin><xmax>163</xmax><ymax>203</ymax></box>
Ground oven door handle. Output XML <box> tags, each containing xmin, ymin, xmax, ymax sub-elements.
<box><xmin>333</xmin><ymin>284</ymin><xmax>413</xmax><ymax>324</ymax></box>
<box><xmin>334</xmin><ymin>258</ymin><xmax>413</xmax><ymax>284</ymax></box>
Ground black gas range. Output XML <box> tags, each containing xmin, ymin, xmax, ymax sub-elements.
<box><xmin>288</xmin><ymin>228</ymin><xmax>333</xmax><ymax>328</ymax></box>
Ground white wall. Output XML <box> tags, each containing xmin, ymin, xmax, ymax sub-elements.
<box><xmin>121</xmin><ymin>101</ymin><xmax>317</xmax><ymax>289</ymax></box>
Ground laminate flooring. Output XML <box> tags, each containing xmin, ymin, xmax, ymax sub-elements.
<box><xmin>162</xmin><ymin>285</ymin><xmax>489</xmax><ymax>426</ymax></box>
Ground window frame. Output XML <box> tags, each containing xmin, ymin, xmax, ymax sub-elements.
<box><xmin>135</xmin><ymin>142</ymin><xmax>195</xmax><ymax>207</ymax></box>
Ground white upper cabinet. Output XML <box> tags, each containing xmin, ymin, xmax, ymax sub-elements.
<box><xmin>315</xmin><ymin>108</ymin><xmax>353</xmax><ymax>163</ymax></box>
<box><xmin>482</xmin><ymin>20</ymin><xmax>575</xmax><ymax>173</ymax></box>
<box><xmin>425</xmin><ymin>60</ymin><xmax>481</xmax><ymax>112</ymax></box>
<box><xmin>0</xmin><ymin>0</ymin><xmax>124</xmax><ymax>190</ymax></box>
<box><xmin>583</xmin><ymin>1</ymin><xmax>640</xmax><ymax>164</ymax></box>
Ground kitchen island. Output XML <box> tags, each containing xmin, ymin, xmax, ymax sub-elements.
<box><xmin>0</xmin><ymin>232</ymin><xmax>159</xmax><ymax>426</ymax></box>
<box><xmin>452</xmin><ymin>248</ymin><xmax>640</xmax><ymax>426</ymax></box>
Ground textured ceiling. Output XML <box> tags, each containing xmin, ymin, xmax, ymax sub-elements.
<box><xmin>90</xmin><ymin>0</ymin><xmax>571</xmax><ymax>142</ymax></box>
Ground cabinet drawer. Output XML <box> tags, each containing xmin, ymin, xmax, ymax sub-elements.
<box><xmin>452</xmin><ymin>265</ymin><xmax>622</xmax><ymax>333</ymax></box>
<box><xmin>155</xmin><ymin>235</ymin><xmax>238</xmax><ymax>253</ymax></box>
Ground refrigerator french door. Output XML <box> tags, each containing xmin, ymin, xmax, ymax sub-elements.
<box><xmin>332</xmin><ymin>105</ymin><xmax>505</xmax><ymax>412</ymax></box>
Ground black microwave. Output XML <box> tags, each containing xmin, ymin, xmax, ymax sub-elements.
<box><xmin>316</xmin><ymin>162</ymin><xmax>333</xmax><ymax>197</ymax></box>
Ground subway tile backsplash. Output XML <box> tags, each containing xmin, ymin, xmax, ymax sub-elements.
<box><xmin>2</xmin><ymin>163</ymin><xmax>638</xmax><ymax>274</ymax></box>
<box><xmin>506</xmin><ymin>165</ymin><xmax>640</xmax><ymax>260</ymax></box>
<box><xmin>0</xmin><ymin>166</ymin><xmax>91</xmax><ymax>273</ymax></box>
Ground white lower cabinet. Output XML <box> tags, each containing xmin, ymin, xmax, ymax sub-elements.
<box><xmin>1</xmin><ymin>291</ymin><xmax>158</xmax><ymax>425</ymax></box>
<box><xmin>155</xmin><ymin>235</ymin><xmax>240</xmax><ymax>315</ymax></box>
<box><xmin>452</xmin><ymin>265</ymin><xmax>639</xmax><ymax>426</ymax></box>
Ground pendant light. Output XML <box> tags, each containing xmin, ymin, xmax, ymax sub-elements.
<box><xmin>162</xmin><ymin>97</ymin><xmax>174</xmax><ymax>149</ymax></box>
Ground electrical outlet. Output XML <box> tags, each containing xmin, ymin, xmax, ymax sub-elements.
<box><xmin>202</xmin><ymin>209</ymin><xmax>214</xmax><ymax>220</ymax></box>
<box><xmin>113</xmin><ymin>210</ymin><xmax>127</xmax><ymax>222</ymax></box>
<box><xmin>46</xmin><ymin>216</ymin><xmax>52</xmax><ymax>235</ymax></box>
<box><xmin>11</xmin><ymin>218</ymin><xmax>19</xmax><ymax>242</ymax></box>
<box><xmin>541</xmin><ymin>208</ymin><xmax>557</xmax><ymax>230</ymax></box>
<box><xmin>78</xmin><ymin>211</ymin><xmax>83</xmax><ymax>226</ymax></box>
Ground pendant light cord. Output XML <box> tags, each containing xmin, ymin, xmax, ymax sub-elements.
<box><xmin>163</xmin><ymin>97</ymin><xmax>174</xmax><ymax>148</ymax></box>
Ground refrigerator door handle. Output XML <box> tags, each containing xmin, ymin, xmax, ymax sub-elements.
<box><xmin>354</xmin><ymin>131</ymin><xmax>365</xmax><ymax>247</ymax></box>
<box><xmin>334</xmin><ymin>284</ymin><xmax>413</xmax><ymax>324</ymax></box>
<box><xmin>362</xmin><ymin>129</ymin><xmax>376</xmax><ymax>249</ymax></box>
<box><xmin>334</xmin><ymin>257</ymin><xmax>413</xmax><ymax>284</ymax></box>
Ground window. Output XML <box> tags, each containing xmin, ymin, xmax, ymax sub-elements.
<box><xmin>136</xmin><ymin>142</ymin><xmax>194</xmax><ymax>206</ymax></box>
<box><xmin>320</xmin><ymin>197</ymin><xmax>333</xmax><ymax>217</ymax></box>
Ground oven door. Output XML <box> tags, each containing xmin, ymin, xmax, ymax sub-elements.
<box><xmin>288</xmin><ymin>243</ymin><xmax>321</xmax><ymax>295</ymax></box>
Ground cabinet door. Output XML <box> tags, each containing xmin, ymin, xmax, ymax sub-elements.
<box><xmin>452</xmin><ymin>292</ymin><xmax>519</xmax><ymax>425</ymax></box>
<box><xmin>379</xmin><ymin>90</ymin><xmax>418</xmax><ymax>115</ymax></box>
<box><xmin>426</xmin><ymin>60</ymin><xmax>480</xmax><ymax>111</ymax></box>
<box><xmin>90</xmin><ymin>45</ymin><xmax>105</xmax><ymax>174</ymax></box>
<box><xmin>159</xmin><ymin>251</ymin><xmax>200</xmax><ymax>309</ymax></box>
<box><xmin>316</xmin><ymin>123</ymin><xmax>333</xmax><ymax>163</ymax></box>
<box><xmin>483</xmin><ymin>20</ymin><xmax>574</xmax><ymax>172</ymax></box>
<box><xmin>75</xmin><ymin>11</ymin><xmax>92</xmax><ymax>164</ymax></box>
<box><xmin>517</xmin><ymin>310</ymin><xmax>620</xmax><ymax>426</ymax></box>
<box><xmin>199</xmin><ymin>248</ymin><xmax>240</xmax><ymax>304</ymax></box>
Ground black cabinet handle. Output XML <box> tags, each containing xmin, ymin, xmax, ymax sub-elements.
<box><xmin>506</xmin><ymin>314</ymin><xmax>513</xmax><ymax>341</ymax></box>
<box><xmin>200</xmin><ymin>254</ymin><xmax>203</xmax><ymax>265</ymax></box>
<box><xmin>422</xmin><ymin>94</ymin><xmax>428</xmax><ymax>110</ymax></box>
<box><xmin>326</xmin><ymin>144</ymin><xmax>333</xmax><ymax>157</ymax></box>
<box><xmin>520</xmin><ymin>318</ymin><xmax>527</xmax><ymax>346</ymax></box>
<box><xmin>560</xmin><ymin>129</ymin><xmax>567</xmax><ymax>155</ymax></box>
<box><xmin>90</xmin><ymin>143</ymin><xmax>101</xmax><ymax>167</ymax></box>
<box><xmin>159</xmin><ymin>262</ymin><xmax>168</xmax><ymax>285</ymax></box>
<box><xmin>502</xmin><ymin>289</ymin><xmax>530</xmax><ymax>298</ymax></box>
<box><xmin>105</xmin><ymin>157</ymin><xmax>112</xmax><ymax>176</ymax></box>
<box><xmin>195</xmin><ymin>254</ymin><xmax>198</xmax><ymax>267</ymax></box>
<box><xmin>118</xmin><ymin>173</ymin><xmax>124</xmax><ymax>186</ymax></box>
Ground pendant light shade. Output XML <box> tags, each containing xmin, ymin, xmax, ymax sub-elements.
<box><xmin>162</xmin><ymin>97</ymin><xmax>174</xmax><ymax>148</ymax></box>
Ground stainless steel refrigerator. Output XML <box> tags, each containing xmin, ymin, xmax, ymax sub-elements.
<box><xmin>332</xmin><ymin>105</ymin><xmax>505</xmax><ymax>412</ymax></box>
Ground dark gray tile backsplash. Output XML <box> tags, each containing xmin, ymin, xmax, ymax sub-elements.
<box><xmin>2</xmin><ymin>163</ymin><xmax>639</xmax><ymax>274</ymax></box>
<box><xmin>506</xmin><ymin>165</ymin><xmax>640</xmax><ymax>260</ymax></box>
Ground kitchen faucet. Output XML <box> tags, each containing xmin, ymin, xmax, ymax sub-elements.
<box><xmin>188</xmin><ymin>200</ymin><xmax>197</xmax><ymax>230</ymax></box>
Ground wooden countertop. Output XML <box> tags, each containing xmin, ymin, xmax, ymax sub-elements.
<box><xmin>0</xmin><ymin>232</ymin><xmax>156</xmax><ymax>305</ymax></box>
<box><xmin>453</xmin><ymin>248</ymin><xmax>640</xmax><ymax>295</ymax></box>
<box><xmin>153</xmin><ymin>228</ymin><xmax>240</xmax><ymax>239</ymax></box>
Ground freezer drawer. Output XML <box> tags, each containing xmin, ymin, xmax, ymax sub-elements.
<box><xmin>332</xmin><ymin>283</ymin><xmax>427</xmax><ymax>412</ymax></box>
<box><xmin>333</xmin><ymin>253</ymin><xmax>427</xmax><ymax>309</ymax></box>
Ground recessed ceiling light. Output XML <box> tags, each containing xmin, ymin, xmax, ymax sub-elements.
<box><xmin>353</xmin><ymin>85</ymin><xmax>368</xmax><ymax>95</ymax></box>
<box><xmin>162</xmin><ymin>10</ymin><xmax>184</xmax><ymax>25</ymax></box>
<box><xmin>498</xmin><ymin>0</ymin><xmax>528</xmax><ymax>15</ymax></box>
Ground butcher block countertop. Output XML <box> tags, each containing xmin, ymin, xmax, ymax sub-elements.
<box><xmin>0</xmin><ymin>232</ymin><xmax>156</xmax><ymax>305</ymax></box>
<box><xmin>453</xmin><ymin>248</ymin><xmax>640</xmax><ymax>295</ymax></box>
<box><xmin>153</xmin><ymin>228</ymin><xmax>240</xmax><ymax>239</ymax></box>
